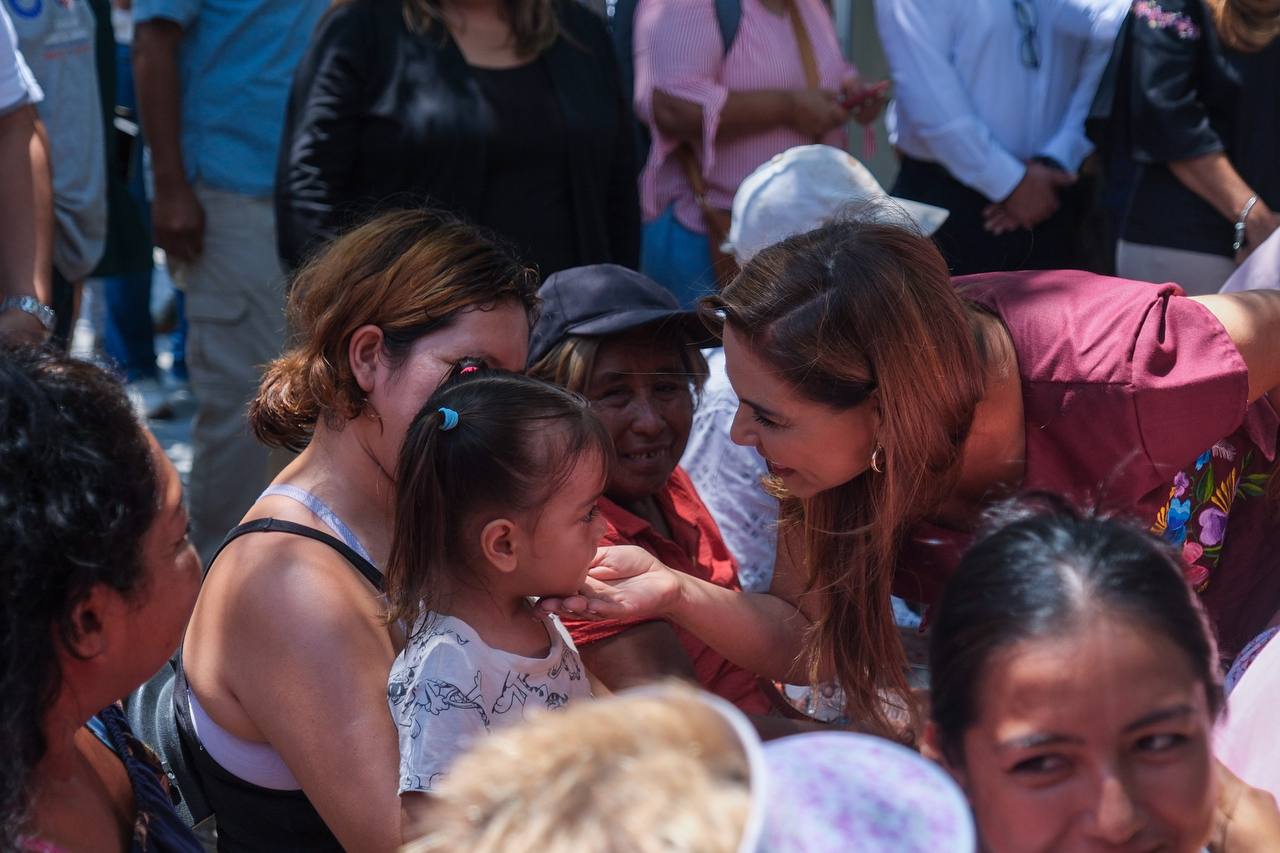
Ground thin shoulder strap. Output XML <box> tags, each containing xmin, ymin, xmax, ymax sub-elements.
<box><xmin>210</xmin><ymin>518</ymin><xmax>384</xmax><ymax>592</ymax></box>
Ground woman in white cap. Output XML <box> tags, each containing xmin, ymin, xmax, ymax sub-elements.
<box><xmin>543</xmin><ymin>210</ymin><xmax>1280</xmax><ymax>739</ymax></box>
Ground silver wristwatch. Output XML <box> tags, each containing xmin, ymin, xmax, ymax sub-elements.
<box><xmin>0</xmin><ymin>295</ymin><xmax>56</xmax><ymax>332</ymax></box>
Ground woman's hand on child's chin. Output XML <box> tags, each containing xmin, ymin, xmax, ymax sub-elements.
<box><xmin>537</xmin><ymin>546</ymin><xmax>682</xmax><ymax>622</ymax></box>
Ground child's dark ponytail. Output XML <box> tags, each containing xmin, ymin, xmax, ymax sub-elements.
<box><xmin>385</xmin><ymin>367</ymin><xmax>612</xmax><ymax>631</ymax></box>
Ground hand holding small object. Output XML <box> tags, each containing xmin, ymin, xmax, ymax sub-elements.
<box><xmin>839</xmin><ymin>77</ymin><xmax>890</xmax><ymax>125</ymax></box>
<box><xmin>789</xmin><ymin>88</ymin><xmax>851</xmax><ymax>137</ymax></box>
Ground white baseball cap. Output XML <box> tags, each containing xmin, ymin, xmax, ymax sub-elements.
<box><xmin>727</xmin><ymin>145</ymin><xmax>950</xmax><ymax>264</ymax></box>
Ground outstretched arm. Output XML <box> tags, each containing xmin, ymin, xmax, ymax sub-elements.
<box><xmin>1192</xmin><ymin>290</ymin><xmax>1280</xmax><ymax>406</ymax></box>
<box><xmin>545</xmin><ymin>530</ymin><xmax>824</xmax><ymax>684</ymax></box>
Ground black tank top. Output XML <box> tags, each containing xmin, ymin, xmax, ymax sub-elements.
<box><xmin>173</xmin><ymin>518</ymin><xmax>383</xmax><ymax>852</ymax></box>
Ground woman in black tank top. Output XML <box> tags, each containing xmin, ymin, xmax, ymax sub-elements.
<box><xmin>177</xmin><ymin>209</ymin><xmax>537</xmax><ymax>850</ymax></box>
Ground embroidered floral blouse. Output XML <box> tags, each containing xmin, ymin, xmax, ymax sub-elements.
<box><xmin>895</xmin><ymin>271</ymin><xmax>1279</xmax><ymax>658</ymax></box>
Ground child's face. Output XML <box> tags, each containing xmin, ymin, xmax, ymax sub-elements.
<box><xmin>518</xmin><ymin>450</ymin><xmax>608</xmax><ymax>597</ymax></box>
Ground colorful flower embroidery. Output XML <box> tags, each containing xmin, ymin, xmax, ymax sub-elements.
<box><xmin>1163</xmin><ymin>497</ymin><xmax>1192</xmax><ymax>545</ymax></box>
<box><xmin>1151</xmin><ymin>440</ymin><xmax>1270</xmax><ymax>592</ymax></box>
<box><xmin>1133</xmin><ymin>0</ymin><xmax>1201</xmax><ymax>39</ymax></box>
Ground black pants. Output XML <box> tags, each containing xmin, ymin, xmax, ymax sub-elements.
<box><xmin>51</xmin><ymin>266</ymin><xmax>76</xmax><ymax>350</ymax></box>
<box><xmin>891</xmin><ymin>156</ymin><xmax>1087</xmax><ymax>276</ymax></box>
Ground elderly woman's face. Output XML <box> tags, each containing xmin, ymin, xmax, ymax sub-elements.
<box><xmin>584</xmin><ymin>334</ymin><xmax>694</xmax><ymax>505</ymax></box>
<box><xmin>950</xmin><ymin>613</ymin><xmax>1218</xmax><ymax>853</ymax></box>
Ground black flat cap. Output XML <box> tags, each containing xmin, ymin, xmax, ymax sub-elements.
<box><xmin>527</xmin><ymin>264</ymin><xmax>714</xmax><ymax>366</ymax></box>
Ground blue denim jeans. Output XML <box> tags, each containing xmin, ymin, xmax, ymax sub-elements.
<box><xmin>101</xmin><ymin>42</ymin><xmax>158</xmax><ymax>381</ymax></box>
<box><xmin>640</xmin><ymin>204</ymin><xmax>717</xmax><ymax>308</ymax></box>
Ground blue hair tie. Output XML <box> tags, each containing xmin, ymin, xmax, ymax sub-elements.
<box><xmin>438</xmin><ymin>407</ymin><xmax>460</xmax><ymax>431</ymax></box>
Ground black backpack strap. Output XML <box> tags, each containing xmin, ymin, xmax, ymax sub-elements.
<box><xmin>124</xmin><ymin>656</ymin><xmax>213</xmax><ymax>827</ymax></box>
<box><xmin>211</xmin><ymin>517</ymin><xmax>384</xmax><ymax>592</ymax></box>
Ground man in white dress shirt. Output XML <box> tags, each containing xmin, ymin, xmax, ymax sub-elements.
<box><xmin>877</xmin><ymin>0</ymin><xmax>1127</xmax><ymax>274</ymax></box>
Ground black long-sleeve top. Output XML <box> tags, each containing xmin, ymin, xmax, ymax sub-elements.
<box><xmin>275</xmin><ymin>0</ymin><xmax>640</xmax><ymax>274</ymax></box>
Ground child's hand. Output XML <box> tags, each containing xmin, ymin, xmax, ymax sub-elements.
<box><xmin>538</xmin><ymin>545</ymin><xmax>683</xmax><ymax>622</ymax></box>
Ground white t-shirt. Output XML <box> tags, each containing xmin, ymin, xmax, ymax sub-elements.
<box><xmin>0</xmin><ymin>4</ymin><xmax>41</xmax><ymax>114</ymax></box>
<box><xmin>388</xmin><ymin>610</ymin><xmax>592</xmax><ymax>794</ymax></box>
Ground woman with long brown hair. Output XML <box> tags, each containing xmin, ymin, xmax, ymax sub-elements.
<box><xmin>176</xmin><ymin>209</ymin><xmax>537</xmax><ymax>851</ymax></box>
<box><xmin>544</xmin><ymin>215</ymin><xmax>1280</xmax><ymax>739</ymax></box>
<box><xmin>276</xmin><ymin>0</ymin><xmax>639</xmax><ymax>276</ymax></box>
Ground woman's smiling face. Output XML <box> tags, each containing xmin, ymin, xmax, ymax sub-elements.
<box><xmin>948</xmin><ymin>611</ymin><xmax>1218</xmax><ymax>853</ymax></box>
<box><xmin>583</xmin><ymin>333</ymin><xmax>695</xmax><ymax>505</ymax></box>
<box><xmin>722</xmin><ymin>324</ymin><xmax>879</xmax><ymax>499</ymax></box>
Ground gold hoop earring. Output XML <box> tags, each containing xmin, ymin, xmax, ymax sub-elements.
<box><xmin>870</xmin><ymin>444</ymin><xmax>886</xmax><ymax>474</ymax></box>
<box><xmin>364</xmin><ymin>402</ymin><xmax>385</xmax><ymax>435</ymax></box>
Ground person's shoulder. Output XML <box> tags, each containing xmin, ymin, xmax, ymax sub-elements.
<box><xmin>1130</xmin><ymin>0</ymin><xmax>1208</xmax><ymax>42</ymax></box>
<box><xmin>556</xmin><ymin>0</ymin><xmax>608</xmax><ymax>37</ymax></box>
<box><xmin>667</xmin><ymin>465</ymin><xmax>702</xmax><ymax>501</ymax></box>
<box><xmin>208</xmin><ymin>527</ymin><xmax>386</xmax><ymax>645</ymax></box>
<box><xmin>555</xmin><ymin>0</ymin><xmax>618</xmax><ymax>65</ymax></box>
<box><xmin>596</xmin><ymin>498</ymin><xmax>642</xmax><ymax>545</ymax></box>
<box><xmin>667</xmin><ymin>466</ymin><xmax>724</xmax><ymax>526</ymax></box>
<box><xmin>131</xmin><ymin>0</ymin><xmax>200</xmax><ymax>30</ymax></box>
<box><xmin>312</xmin><ymin>0</ymin><xmax>405</xmax><ymax>45</ymax></box>
<box><xmin>634</xmin><ymin>0</ymin><xmax>720</xmax><ymax>35</ymax></box>
<box><xmin>398</xmin><ymin>614</ymin><xmax>489</xmax><ymax>669</ymax></box>
<box><xmin>315</xmin><ymin>0</ymin><xmax>382</xmax><ymax>30</ymax></box>
<box><xmin>958</xmin><ymin>270</ymin><xmax>1186</xmax><ymax>385</ymax></box>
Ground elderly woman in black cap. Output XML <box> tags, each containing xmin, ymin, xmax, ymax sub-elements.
<box><xmin>527</xmin><ymin>265</ymin><xmax>780</xmax><ymax>718</ymax></box>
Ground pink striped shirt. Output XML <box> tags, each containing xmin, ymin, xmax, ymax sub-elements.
<box><xmin>634</xmin><ymin>0</ymin><xmax>856</xmax><ymax>234</ymax></box>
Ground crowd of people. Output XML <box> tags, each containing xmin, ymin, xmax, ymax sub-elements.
<box><xmin>2</xmin><ymin>0</ymin><xmax>1280</xmax><ymax>850</ymax></box>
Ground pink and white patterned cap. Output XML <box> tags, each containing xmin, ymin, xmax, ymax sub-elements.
<box><xmin>679</xmin><ymin>690</ymin><xmax>975</xmax><ymax>852</ymax></box>
<box><xmin>753</xmin><ymin>731</ymin><xmax>976</xmax><ymax>852</ymax></box>
<box><xmin>623</xmin><ymin>687</ymin><xmax>975</xmax><ymax>852</ymax></box>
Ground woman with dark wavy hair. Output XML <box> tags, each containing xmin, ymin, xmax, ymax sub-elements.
<box><xmin>543</xmin><ymin>215</ymin><xmax>1280</xmax><ymax>739</ymax></box>
<box><xmin>0</xmin><ymin>347</ymin><xmax>202</xmax><ymax>852</ymax></box>
<box><xmin>275</xmin><ymin>0</ymin><xmax>639</xmax><ymax>276</ymax></box>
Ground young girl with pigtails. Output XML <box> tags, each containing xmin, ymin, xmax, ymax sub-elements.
<box><xmin>383</xmin><ymin>364</ymin><xmax>613</xmax><ymax>819</ymax></box>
